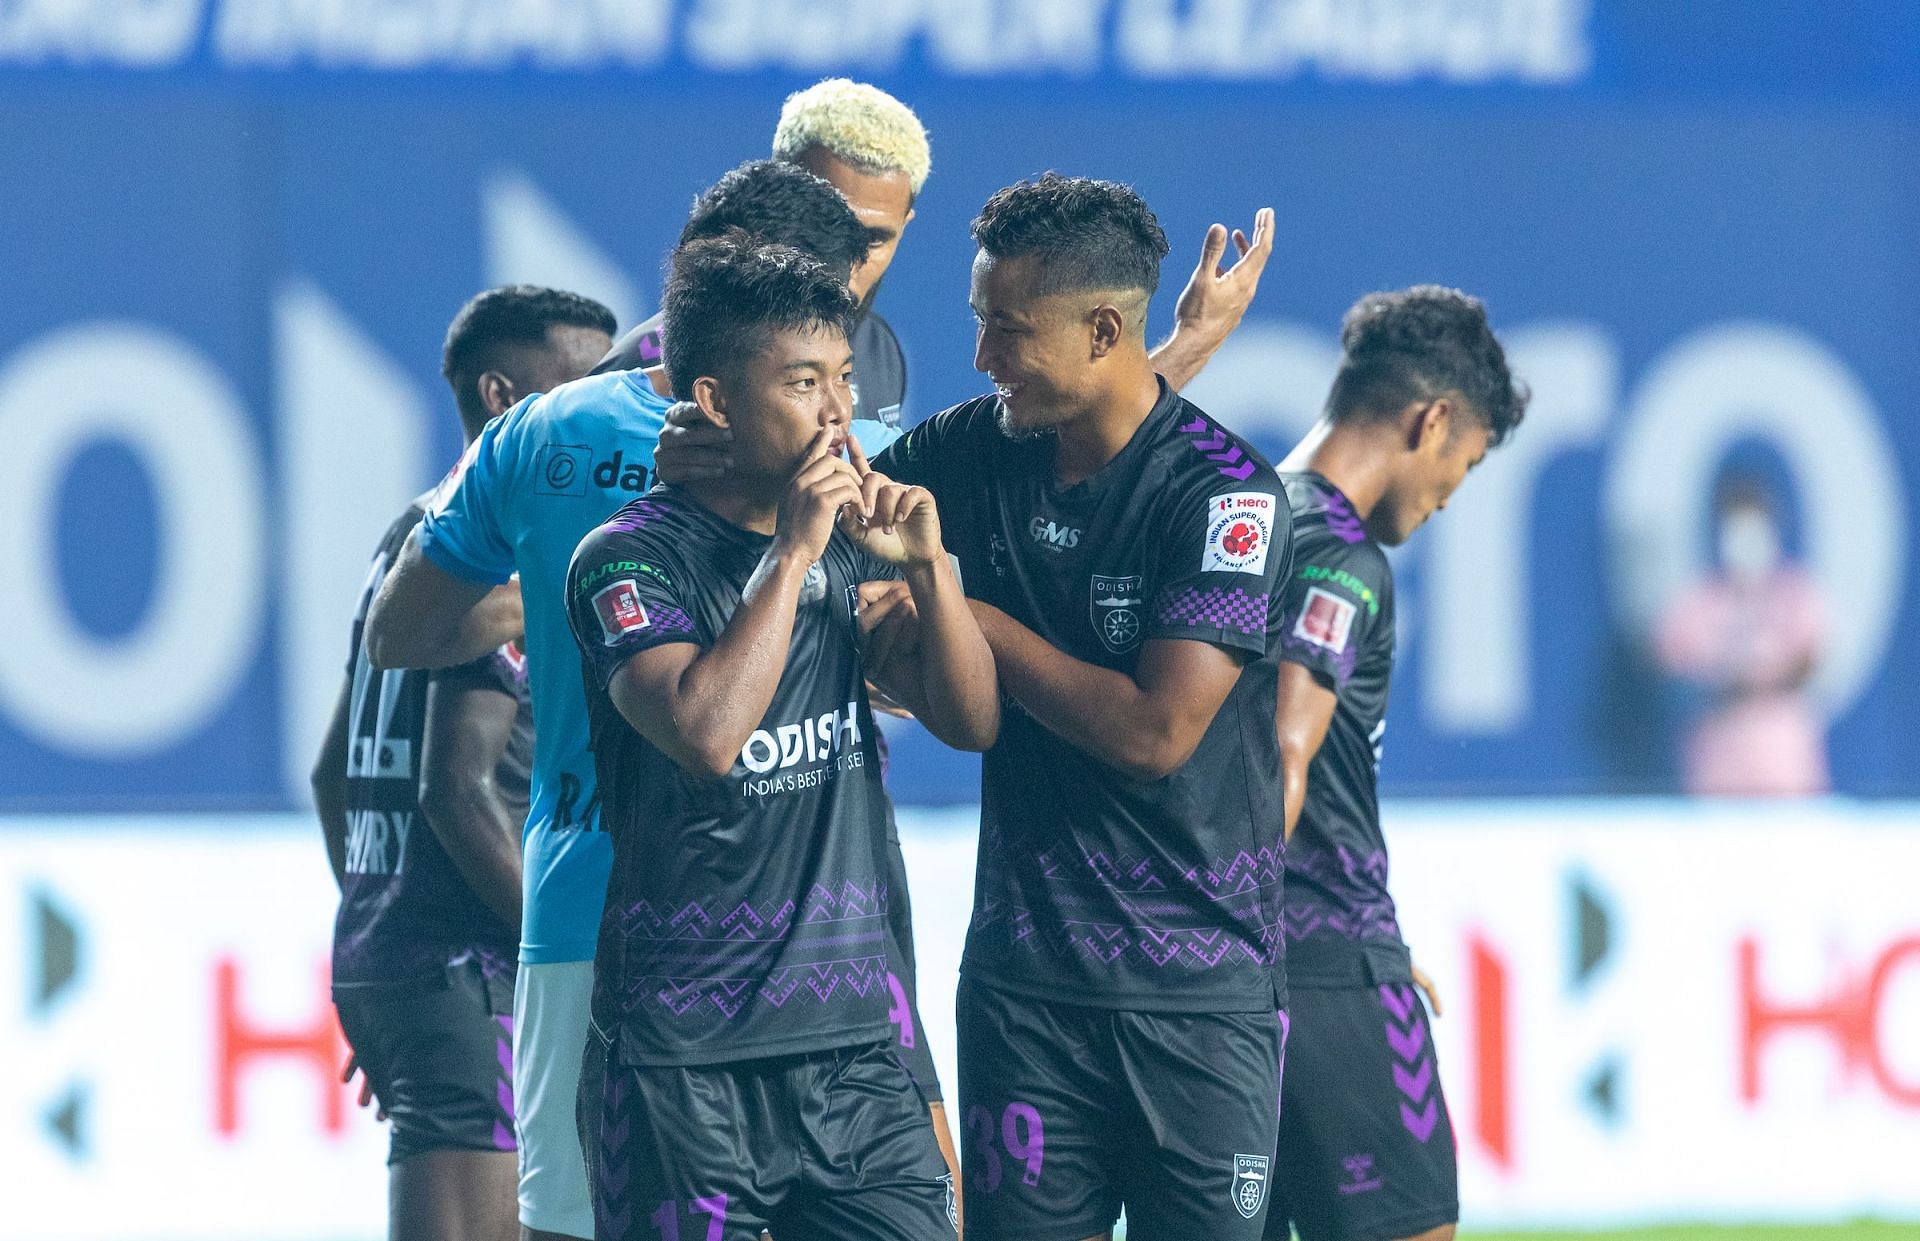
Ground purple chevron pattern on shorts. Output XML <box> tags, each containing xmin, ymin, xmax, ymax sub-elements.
<box><xmin>1381</xmin><ymin>983</ymin><xmax>1439</xmax><ymax>1142</ymax></box>
<box><xmin>491</xmin><ymin>1013</ymin><xmax>517</xmax><ymax>1151</ymax></box>
<box><xmin>1153</xmin><ymin>586</ymin><xmax>1270</xmax><ymax>637</ymax></box>
<box><xmin>1177</xmin><ymin>413</ymin><xmax>1259</xmax><ymax>482</ymax></box>
<box><xmin>596</xmin><ymin>1067</ymin><xmax>633</xmax><ymax>1238</ymax></box>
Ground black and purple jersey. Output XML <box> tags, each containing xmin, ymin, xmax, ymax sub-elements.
<box><xmin>564</xmin><ymin>487</ymin><xmax>899</xmax><ymax>1067</ymax></box>
<box><xmin>875</xmin><ymin>379</ymin><xmax>1292</xmax><ymax>1013</ymax></box>
<box><xmin>331</xmin><ymin>499</ymin><xmax>530</xmax><ymax>989</ymax></box>
<box><xmin>1275</xmin><ymin>472</ymin><xmax>1410</xmax><ymax>987</ymax></box>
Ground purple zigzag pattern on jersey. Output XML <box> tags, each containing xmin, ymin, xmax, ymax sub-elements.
<box><xmin>975</xmin><ymin>896</ymin><xmax>1278</xmax><ymax>970</ymax></box>
<box><xmin>643</xmin><ymin>955</ymin><xmax>886</xmax><ymax>1020</ymax></box>
<box><xmin>1381</xmin><ymin>983</ymin><xmax>1440</xmax><ymax>1142</ymax></box>
<box><xmin>1153</xmin><ymin>586</ymin><xmax>1270</xmax><ymax>638</ymax></box>
<box><xmin>1322</xmin><ymin>491</ymin><xmax>1368</xmax><ymax>544</ymax></box>
<box><xmin>619</xmin><ymin>882</ymin><xmax>885</xmax><ymax>942</ymax></box>
<box><xmin>1050</xmin><ymin>845</ymin><xmax>1285</xmax><ymax>901</ymax></box>
<box><xmin>1177</xmin><ymin>413</ymin><xmax>1259</xmax><ymax>482</ymax></box>
<box><xmin>1284</xmin><ymin>847</ymin><xmax>1400</xmax><ymax>942</ymax></box>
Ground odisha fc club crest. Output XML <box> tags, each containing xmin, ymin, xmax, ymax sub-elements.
<box><xmin>1089</xmin><ymin>573</ymin><xmax>1144</xmax><ymax>654</ymax></box>
<box><xmin>1233</xmin><ymin>1153</ymin><xmax>1270</xmax><ymax>1220</ymax></box>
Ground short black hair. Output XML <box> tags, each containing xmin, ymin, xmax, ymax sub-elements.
<box><xmin>441</xmin><ymin>285</ymin><xmax>615</xmax><ymax>430</ymax></box>
<box><xmin>678</xmin><ymin>159</ymin><xmax>869</xmax><ymax>280</ymax></box>
<box><xmin>970</xmin><ymin>172</ymin><xmax>1170</xmax><ymax>300</ymax></box>
<box><xmin>661</xmin><ymin>234</ymin><xmax>859</xmax><ymax>401</ymax></box>
<box><xmin>1328</xmin><ymin>286</ymin><xmax>1528</xmax><ymax>447</ymax></box>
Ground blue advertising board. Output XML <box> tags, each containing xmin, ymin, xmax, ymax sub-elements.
<box><xmin>1</xmin><ymin>1</ymin><xmax>1916</xmax><ymax>806</ymax></box>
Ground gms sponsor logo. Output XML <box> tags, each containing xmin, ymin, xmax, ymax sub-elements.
<box><xmin>1203</xmin><ymin>491</ymin><xmax>1274</xmax><ymax>575</ymax></box>
<box><xmin>739</xmin><ymin>700</ymin><xmax>866</xmax><ymax>796</ymax></box>
<box><xmin>1030</xmin><ymin>516</ymin><xmax>1081</xmax><ymax>551</ymax></box>
<box><xmin>535</xmin><ymin>443</ymin><xmax>649</xmax><ymax>497</ymax></box>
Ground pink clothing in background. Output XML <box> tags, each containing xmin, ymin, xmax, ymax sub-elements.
<box><xmin>1656</xmin><ymin>567</ymin><xmax>1829</xmax><ymax>797</ymax></box>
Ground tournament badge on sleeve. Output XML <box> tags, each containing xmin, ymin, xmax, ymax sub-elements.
<box><xmin>592</xmin><ymin>579</ymin><xmax>650</xmax><ymax>644</ymax></box>
<box><xmin>1233</xmin><ymin>1153</ymin><xmax>1271</xmax><ymax>1219</ymax></box>
<box><xmin>1089</xmin><ymin>573</ymin><xmax>1144</xmax><ymax>654</ymax></box>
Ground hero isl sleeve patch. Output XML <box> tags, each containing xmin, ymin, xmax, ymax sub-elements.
<box><xmin>592</xmin><ymin>579</ymin><xmax>650</xmax><ymax>645</ymax></box>
<box><xmin>1293</xmin><ymin>585</ymin><xmax>1357</xmax><ymax>654</ymax></box>
<box><xmin>1202</xmin><ymin>491</ymin><xmax>1275</xmax><ymax>575</ymax></box>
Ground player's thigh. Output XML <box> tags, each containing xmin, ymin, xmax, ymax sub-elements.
<box><xmin>578</xmin><ymin>1025</ymin><xmax>781</xmax><ymax>1241</ymax></box>
<box><xmin>516</xmin><ymin>960</ymin><xmax>597</xmax><ymax>1239</ymax></box>
<box><xmin>955</xmin><ymin>979</ymin><xmax>1124</xmax><ymax>1241</ymax></box>
<box><xmin>775</xmin><ymin>1041</ymin><xmax>956</xmax><ymax>1241</ymax></box>
<box><xmin>1271</xmin><ymin>985</ymin><xmax>1458</xmax><ymax>1241</ymax></box>
<box><xmin>391</xmin><ymin>1148</ymin><xmax>518</xmax><ymax>1241</ymax></box>
<box><xmin>1108</xmin><ymin>1007</ymin><xmax>1284</xmax><ymax>1241</ymax></box>
<box><xmin>338</xmin><ymin>965</ymin><xmax>516</xmax><ymax>1166</ymax></box>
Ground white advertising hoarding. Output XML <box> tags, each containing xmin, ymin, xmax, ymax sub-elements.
<box><xmin>3</xmin><ymin>803</ymin><xmax>1917</xmax><ymax>1238</ymax></box>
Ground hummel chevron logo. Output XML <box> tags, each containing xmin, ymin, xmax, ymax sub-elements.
<box><xmin>1381</xmin><ymin>984</ymin><xmax>1440</xmax><ymax>1143</ymax></box>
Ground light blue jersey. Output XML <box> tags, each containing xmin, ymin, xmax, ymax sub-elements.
<box><xmin>418</xmin><ymin>369</ymin><xmax>902</xmax><ymax>963</ymax></box>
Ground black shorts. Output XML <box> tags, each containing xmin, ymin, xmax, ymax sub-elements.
<box><xmin>883</xmin><ymin>808</ymin><xmax>943</xmax><ymax>1103</ymax></box>
<box><xmin>956</xmin><ymin>977</ymin><xmax>1286</xmax><ymax>1241</ymax></box>
<box><xmin>578</xmin><ymin>1027</ymin><xmax>956</xmax><ymax>1241</ymax></box>
<box><xmin>1265</xmin><ymin>983</ymin><xmax>1458</xmax><ymax>1241</ymax></box>
<box><xmin>333</xmin><ymin>958</ymin><xmax>516</xmax><ymax>1165</ymax></box>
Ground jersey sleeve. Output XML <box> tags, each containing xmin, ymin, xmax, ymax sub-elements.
<box><xmin>1275</xmin><ymin>540</ymin><xmax>1391</xmax><ymax>691</ymax></box>
<box><xmin>1145</xmin><ymin>474</ymin><xmax>1291</xmax><ymax>658</ymax></box>
<box><xmin>430</xmin><ymin>642</ymin><xmax>528</xmax><ymax>701</ymax></box>
<box><xmin>565</xmin><ymin>526</ymin><xmax>703</xmax><ymax>692</ymax></box>
<box><xmin>417</xmin><ymin>413</ymin><xmax>517</xmax><ymax>585</ymax></box>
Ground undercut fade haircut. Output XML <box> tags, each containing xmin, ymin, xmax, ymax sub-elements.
<box><xmin>772</xmin><ymin>78</ymin><xmax>932</xmax><ymax>195</ymax></box>
<box><xmin>441</xmin><ymin>284</ymin><xmax>616</xmax><ymax>430</ymax></box>
<box><xmin>1329</xmin><ymin>285</ymin><xmax>1529</xmax><ymax>448</ymax></box>
<box><xmin>970</xmin><ymin>172</ymin><xmax>1170</xmax><ymax>303</ymax></box>
<box><xmin>661</xmin><ymin>235</ymin><xmax>859</xmax><ymax>402</ymax></box>
<box><xmin>677</xmin><ymin>159</ymin><xmax>870</xmax><ymax>285</ymax></box>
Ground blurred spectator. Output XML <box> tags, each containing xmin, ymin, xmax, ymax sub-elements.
<box><xmin>1656</xmin><ymin>475</ymin><xmax>1828</xmax><ymax>796</ymax></box>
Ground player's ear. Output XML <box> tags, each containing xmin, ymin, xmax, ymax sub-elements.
<box><xmin>1407</xmin><ymin>398</ymin><xmax>1450</xmax><ymax>454</ymax></box>
<box><xmin>476</xmin><ymin>370</ymin><xmax>517</xmax><ymax>419</ymax></box>
<box><xmin>1088</xmin><ymin>302</ymin><xmax>1126</xmax><ymax>359</ymax></box>
<box><xmin>690</xmin><ymin>376</ymin><xmax>732</xmax><ymax>431</ymax></box>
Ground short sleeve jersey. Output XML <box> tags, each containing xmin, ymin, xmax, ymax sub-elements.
<box><xmin>415</xmin><ymin>370</ymin><xmax>673</xmax><ymax>964</ymax></box>
<box><xmin>875</xmin><ymin>380</ymin><xmax>1292</xmax><ymax>1013</ymax></box>
<box><xmin>564</xmin><ymin>488</ymin><xmax>899</xmax><ymax>1066</ymax></box>
<box><xmin>332</xmin><ymin>498</ymin><xmax>530</xmax><ymax>988</ymax></box>
<box><xmin>594</xmin><ymin>310</ymin><xmax>908</xmax><ymax>444</ymax></box>
<box><xmin>1274</xmin><ymin>472</ymin><xmax>1410</xmax><ymax>987</ymax></box>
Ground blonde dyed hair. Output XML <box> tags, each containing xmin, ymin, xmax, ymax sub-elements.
<box><xmin>772</xmin><ymin>79</ymin><xmax>932</xmax><ymax>195</ymax></box>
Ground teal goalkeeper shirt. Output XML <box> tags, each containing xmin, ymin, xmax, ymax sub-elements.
<box><xmin>417</xmin><ymin>369</ymin><xmax>902</xmax><ymax>964</ymax></box>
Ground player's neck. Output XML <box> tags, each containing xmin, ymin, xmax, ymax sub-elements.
<box><xmin>1052</xmin><ymin>365</ymin><xmax>1162</xmax><ymax>487</ymax></box>
<box><xmin>682</xmin><ymin>478</ymin><xmax>782</xmax><ymax>537</ymax></box>
<box><xmin>1291</xmin><ymin>420</ymin><xmax>1391</xmax><ymax>519</ymax></box>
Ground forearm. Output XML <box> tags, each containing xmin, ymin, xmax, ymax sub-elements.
<box><xmin>373</xmin><ymin>583</ymin><xmax>521</xmax><ymax>670</ymax></box>
<box><xmin>420</xmin><ymin>782</ymin><xmax>523</xmax><ymax>930</ymax></box>
<box><xmin>640</xmin><ymin>549</ymin><xmax>807</xmax><ymax>777</ymax></box>
<box><xmin>900</xmin><ymin>559</ymin><xmax>998</xmax><ymax>750</ymax></box>
<box><xmin>974</xmin><ymin>605</ymin><xmax>1181</xmax><ymax>780</ymax></box>
<box><xmin>1281</xmin><ymin>756</ymin><xmax>1307</xmax><ymax>844</ymax></box>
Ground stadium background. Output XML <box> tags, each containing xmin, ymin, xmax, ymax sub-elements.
<box><xmin>2</xmin><ymin>2</ymin><xmax>1916</xmax><ymax>1237</ymax></box>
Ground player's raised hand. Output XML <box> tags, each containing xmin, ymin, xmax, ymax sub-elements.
<box><xmin>839</xmin><ymin>436</ymin><xmax>943</xmax><ymax>566</ymax></box>
<box><xmin>775</xmin><ymin>427</ymin><xmax>865</xmax><ymax>562</ymax></box>
<box><xmin>1172</xmin><ymin>206</ymin><xmax>1275</xmax><ymax>347</ymax></box>
<box><xmin>653</xmin><ymin>400</ymin><xmax>734</xmax><ymax>483</ymax></box>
